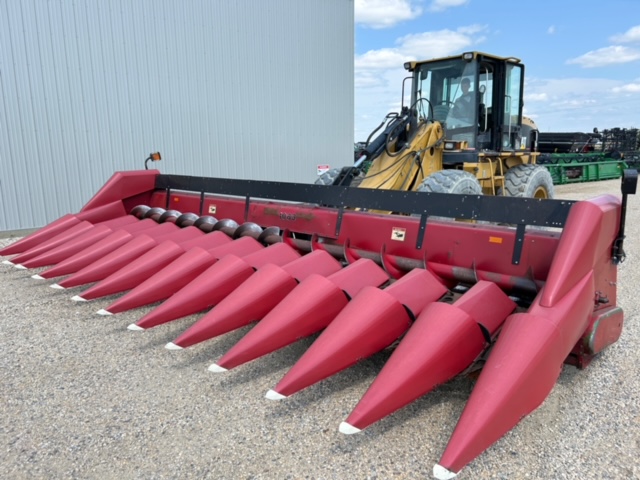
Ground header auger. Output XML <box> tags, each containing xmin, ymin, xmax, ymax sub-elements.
<box><xmin>1</xmin><ymin>167</ymin><xmax>637</xmax><ymax>478</ymax></box>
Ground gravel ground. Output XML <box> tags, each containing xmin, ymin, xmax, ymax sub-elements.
<box><xmin>1</xmin><ymin>178</ymin><xmax>638</xmax><ymax>480</ymax></box>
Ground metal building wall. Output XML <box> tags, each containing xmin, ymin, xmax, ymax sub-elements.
<box><xmin>0</xmin><ymin>0</ymin><xmax>354</xmax><ymax>231</ymax></box>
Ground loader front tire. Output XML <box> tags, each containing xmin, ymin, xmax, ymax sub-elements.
<box><xmin>417</xmin><ymin>170</ymin><xmax>482</xmax><ymax>195</ymax></box>
<box><xmin>504</xmin><ymin>165</ymin><xmax>554</xmax><ymax>199</ymax></box>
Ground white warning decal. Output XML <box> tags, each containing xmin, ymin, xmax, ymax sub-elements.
<box><xmin>391</xmin><ymin>227</ymin><xmax>406</xmax><ymax>242</ymax></box>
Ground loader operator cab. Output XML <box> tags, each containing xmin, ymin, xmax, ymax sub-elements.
<box><xmin>406</xmin><ymin>51</ymin><xmax>528</xmax><ymax>156</ymax></box>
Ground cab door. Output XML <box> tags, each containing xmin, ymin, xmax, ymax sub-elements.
<box><xmin>501</xmin><ymin>62</ymin><xmax>524</xmax><ymax>150</ymax></box>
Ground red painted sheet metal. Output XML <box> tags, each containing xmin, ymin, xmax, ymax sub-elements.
<box><xmin>343</xmin><ymin>281</ymin><xmax>515</xmax><ymax>432</ymax></box>
<box><xmin>542</xmin><ymin>195</ymin><xmax>619</xmax><ymax>307</ymax></box>
<box><xmin>269</xmin><ymin>269</ymin><xmax>448</xmax><ymax>397</ymax></box>
<box><xmin>438</xmin><ymin>272</ymin><xmax>595</xmax><ymax>475</ymax></box>
<box><xmin>248</xmin><ymin>202</ymin><xmax>339</xmax><ymax>237</ymax></box>
<box><xmin>325</xmin><ymin>258</ymin><xmax>390</xmax><ymax>299</ymax></box>
<box><xmin>271</xmin><ymin>285</ymin><xmax>411</xmax><ymax>397</ymax></box>
<box><xmin>38</xmin><ymin>219</ymin><xmax>167</xmax><ymax>279</ymax></box>
<box><xmin>134</xmin><ymin>254</ymin><xmax>257</xmax><ymax>329</ymax></box>
<box><xmin>281</xmin><ymin>250</ymin><xmax>344</xmax><ymax>281</ymax></box>
<box><xmin>105</xmin><ymin>247</ymin><xmax>218</xmax><ymax>315</ymax></box>
<box><xmin>383</xmin><ymin>268</ymin><xmax>448</xmax><ymax>317</ymax></box>
<box><xmin>210</xmin><ymin>259</ymin><xmax>391</xmax><ymax>370</ymax></box>
<box><xmin>79</xmin><ymin>231</ymin><xmax>232</xmax><ymax>301</ymax></box>
<box><xmin>454</xmin><ymin>281</ymin><xmax>517</xmax><ymax>335</ymax></box>
<box><xmin>146</xmin><ymin>190</ymin><xmax>561</xmax><ymax>281</ymax></box>
<box><xmin>57</xmin><ymin>224</ymin><xmax>203</xmax><ymax>288</ymax></box>
<box><xmin>75</xmin><ymin>200</ymin><xmax>129</xmax><ymax>224</ymax></box>
<box><xmin>173</xmin><ymin>264</ymin><xmax>301</xmax><ymax>349</ymax></box>
<box><xmin>347</xmin><ymin>303</ymin><xmax>482</xmax><ymax>432</ymax></box>
<box><xmin>80</xmin><ymin>170</ymin><xmax>159</xmax><ymax>213</ymax></box>
<box><xmin>0</xmin><ymin>214</ymin><xmax>83</xmax><ymax>256</ymax></box>
<box><xmin>104</xmin><ymin>236</ymin><xmax>261</xmax><ymax>314</ymax></box>
<box><xmin>150</xmin><ymin>191</ymin><xmax>248</xmax><ymax>224</ymax></box>
<box><xmin>242</xmin><ymin>242</ymin><xmax>301</xmax><ymax>270</ymax></box>
<box><xmin>21</xmin><ymin>224</ymin><xmax>115</xmax><ymax>268</ymax></box>
<box><xmin>132</xmin><ymin>243</ymin><xmax>299</xmax><ymax>330</ymax></box>
<box><xmin>213</xmin><ymin>274</ymin><xmax>350</xmax><ymax>370</ymax></box>
<box><xmin>21</xmin><ymin>215</ymin><xmax>139</xmax><ymax>268</ymax></box>
<box><xmin>173</xmin><ymin>251</ymin><xmax>345</xmax><ymax>349</ymax></box>
<box><xmin>10</xmin><ymin>221</ymin><xmax>97</xmax><ymax>265</ymax></box>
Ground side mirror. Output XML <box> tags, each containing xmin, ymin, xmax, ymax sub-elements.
<box><xmin>613</xmin><ymin>168</ymin><xmax>638</xmax><ymax>264</ymax></box>
<box><xmin>622</xmin><ymin>168</ymin><xmax>638</xmax><ymax>195</ymax></box>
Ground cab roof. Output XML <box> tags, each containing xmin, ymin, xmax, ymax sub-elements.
<box><xmin>404</xmin><ymin>51</ymin><xmax>521</xmax><ymax>72</ymax></box>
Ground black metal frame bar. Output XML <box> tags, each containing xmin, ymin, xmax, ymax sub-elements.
<box><xmin>155</xmin><ymin>174</ymin><xmax>575</xmax><ymax>226</ymax></box>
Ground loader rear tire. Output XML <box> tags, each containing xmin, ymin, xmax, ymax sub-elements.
<box><xmin>315</xmin><ymin>168</ymin><xmax>342</xmax><ymax>186</ymax></box>
<box><xmin>504</xmin><ymin>165</ymin><xmax>554</xmax><ymax>199</ymax></box>
<box><xmin>315</xmin><ymin>167</ymin><xmax>364</xmax><ymax>187</ymax></box>
<box><xmin>417</xmin><ymin>170</ymin><xmax>482</xmax><ymax>195</ymax></box>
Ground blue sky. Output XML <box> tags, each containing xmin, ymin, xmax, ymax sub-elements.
<box><xmin>354</xmin><ymin>0</ymin><xmax>640</xmax><ymax>141</ymax></box>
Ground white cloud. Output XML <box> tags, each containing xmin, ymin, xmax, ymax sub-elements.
<box><xmin>612</xmin><ymin>82</ymin><xmax>640</xmax><ymax>93</ymax></box>
<box><xmin>566</xmin><ymin>45</ymin><xmax>640</xmax><ymax>68</ymax></box>
<box><xmin>521</xmin><ymin>76</ymin><xmax>640</xmax><ymax>132</ymax></box>
<box><xmin>552</xmin><ymin>98</ymin><xmax>598</xmax><ymax>108</ymax></box>
<box><xmin>356</xmin><ymin>25</ymin><xmax>488</xmax><ymax>71</ymax></box>
<box><xmin>547</xmin><ymin>25</ymin><xmax>556</xmax><ymax>35</ymax></box>
<box><xmin>429</xmin><ymin>0</ymin><xmax>469</xmax><ymax>13</ymax></box>
<box><xmin>526</xmin><ymin>92</ymin><xmax>548</xmax><ymax>102</ymax></box>
<box><xmin>354</xmin><ymin>72</ymin><xmax>386</xmax><ymax>88</ymax></box>
<box><xmin>456</xmin><ymin>24</ymin><xmax>486</xmax><ymax>35</ymax></box>
<box><xmin>526</xmin><ymin>77</ymin><xmax>621</xmax><ymax>100</ymax></box>
<box><xmin>355</xmin><ymin>0</ymin><xmax>422</xmax><ymax>29</ymax></box>
<box><xmin>355</xmin><ymin>48</ymin><xmax>413</xmax><ymax>70</ymax></box>
<box><xmin>398</xmin><ymin>29</ymin><xmax>484</xmax><ymax>57</ymax></box>
<box><xmin>610</xmin><ymin>25</ymin><xmax>640</xmax><ymax>43</ymax></box>
<box><xmin>354</xmin><ymin>68</ymin><xmax>411</xmax><ymax>140</ymax></box>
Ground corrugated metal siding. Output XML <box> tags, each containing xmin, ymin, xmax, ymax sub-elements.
<box><xmin>0</xmin><ymin>0</ymin><xmax>354</xmax><ymax>231</ymax></box>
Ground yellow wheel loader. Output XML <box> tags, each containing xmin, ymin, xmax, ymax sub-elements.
<box><xmin>319</xmin><ymin>51</ymin><xmax>553</xmax><ymax>199</ymax></box>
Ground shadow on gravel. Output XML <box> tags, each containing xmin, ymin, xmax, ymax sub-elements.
<box><xmin>258</xmin><ymin>350</ymin><xmax>394</xmax><ymax>417</ymax></box>
<box><xmin>133</xmin><ymin>327</ymin><xmax>191</xmax><ymax>351</ymax></box>
<box><xmin>164</xmin><ymin>327</ymin><xmax>250</xmax><ymax>370</ymax></box>
<box><xmin>319</xmin><ymin>378</ymin><xmax>475</xmax><ymax>458</ymax></box>
<box><xmin>211</xmin><ymin>335</ymin><xmax>321</xmax><ymax>389</ymax></box>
